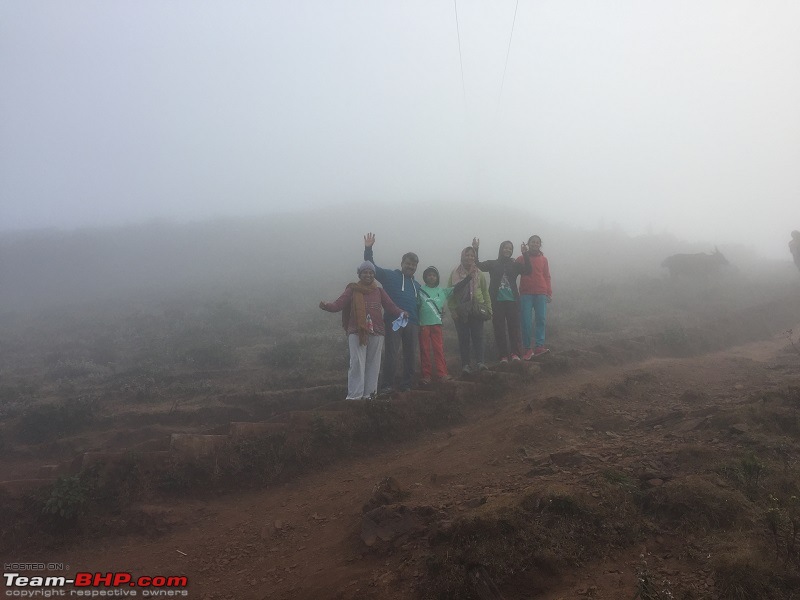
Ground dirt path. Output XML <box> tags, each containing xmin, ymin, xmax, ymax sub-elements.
<box><xmin>35</xmin><ymin>331</ymin><xmax>800</xmax><ymax>599</ymax></box>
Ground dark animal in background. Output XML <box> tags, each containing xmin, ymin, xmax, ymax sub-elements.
<box><xmin>661</xmin><ymin>247</ymin><xmax>729</xmax><ymax>278</ymax></box>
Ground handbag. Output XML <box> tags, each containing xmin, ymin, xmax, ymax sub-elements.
<box><xmin>471</xmin><ymin>301</ymin><xmax>492</xmax><ymax>321</ymax></box>
<box><xmin>454</xmin><ymin>275</ymin><xmax>491</xmax><ymax>321</ymax></box>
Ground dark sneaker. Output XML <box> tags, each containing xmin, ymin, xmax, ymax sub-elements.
<box><xmin>522</xmin><ymin>349</ymin><xmax>534</xmax><ymax>361</ymax></box>
<box><xmin>499</xmin><ymin>356</ymin><xmax>509</xmax><ymax>364</ymax></box>
<box><xmin>477</xmin><ymin>362</ymin><xmax>488</xmax><ymax>371</ymax></box>
<box><xmin>462</xmin><ymin>365</ymin><xmax>472</xmax><ymax>375</ymax></box>
<box><xmin>378</xmin><ymin>386</ymin><xmax>394</xmax><ymax>395</ymax></box>
<box><xmin>511</xmin><ymin>354</ymin><xmax>521</xmax><ymax>361</ymax></box>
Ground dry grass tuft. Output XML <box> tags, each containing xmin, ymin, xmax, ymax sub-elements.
<box><xmin>643</xmin><ymin>475</ymin><xmax>752</xmax><ymax>531</ymax></box>
<box><xmin>713</xmin><ymin>545</ymin><xmax>800</xmax><ymax>600</ymax></box>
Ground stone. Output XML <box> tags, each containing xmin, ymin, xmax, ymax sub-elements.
<box><xmin>362</xmin><ymin>476</ymin><xmax>405</xmax><ymax>513</ymax></box>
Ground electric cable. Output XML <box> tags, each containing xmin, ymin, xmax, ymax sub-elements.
<box><xmin>497</xmin><ymin>0</ymin><xmax>520</xmax><ymax>117</ymax></box>
<box><xmin>453</xmin><ymin>0</ymin><xmax>467</xmax><ymax>107</ymax></box>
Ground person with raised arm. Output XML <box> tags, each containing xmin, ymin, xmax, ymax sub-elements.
<box><xmin>319</xmin><ymin>261</ymin><xmax>407</xmax><ymax>400</ymax></box>
<box><xmin>473</xmin><ymin>238</ymin><xmax>532</xmax><ymax>363</ymax></box>
<box><xmin>363</xmin><ymin>233</ymin><xmax>421</xmax><ymax>392</ymax></box>
<box><xmin>517</xmin><ymin>235</ymin><xmax>552</xmax><ymax>359</ymax></box>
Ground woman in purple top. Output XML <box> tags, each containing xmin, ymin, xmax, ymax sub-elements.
<box><xmin>319</xmin><ymin>261</ymin><xmax>406</xmax><ymax>400</ymax></box>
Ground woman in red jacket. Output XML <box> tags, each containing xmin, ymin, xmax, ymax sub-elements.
<box><xmin>320</xmin><ymin>261</ymin><xmax>406</xmax><ymax>399</ymax></box>
<box><xmin>516</xmin><ymin>235</ymin><xmax>552</xmax><ymax>360</ymax></box>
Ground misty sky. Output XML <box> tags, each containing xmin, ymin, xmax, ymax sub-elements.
<box><xmin>1</xmin><ymin>1</ymin><xmax>798</xmax><ymax>258</ymax></box>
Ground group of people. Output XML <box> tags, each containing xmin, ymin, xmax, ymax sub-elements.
<box><xmin>319</xmin><ymin>233</ymin><xmax>552</xmax><ymax>400</ymax></box>
<box><xmin>320</xmin><ymin>230</ymin><xmax>800</xmax><ymax>400</ymax></box>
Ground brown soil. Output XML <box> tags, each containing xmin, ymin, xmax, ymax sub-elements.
<box><xmin>11</xmin><ymin>320</ymin><xmax>800</xmax><ymax>599</ymax></box>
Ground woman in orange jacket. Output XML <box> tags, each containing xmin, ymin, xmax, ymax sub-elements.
<box><xmin>516</xmin><ymin>235</ymin><xmax>552</xmax><ymax>359</ymax></box>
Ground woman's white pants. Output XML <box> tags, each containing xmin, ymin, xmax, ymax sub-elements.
<box><xmin>347</xmin><ymin>334</ymin><xmax>384</xmax><ymax>399</ymax></box>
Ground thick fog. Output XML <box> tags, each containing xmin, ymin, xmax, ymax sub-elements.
<box><xmin>0</xmin><ymin>202</ymin><xmax>793</xmax><ymax>314</ymax></box>
<box><xmin>1</xmin><ymin>1</ymin><xmax>799</xmax><ymax>260</ymax></box>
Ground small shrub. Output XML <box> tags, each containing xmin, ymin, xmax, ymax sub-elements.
<box><xmin>713</xmin><ymin>548</ymin><xmax>798</xmax><ymax>600</ymax></box>
<box><xmin>42</xmin><ymin>476</ymin><xmax>88</xmax><ymax>522</ymax></box>
<box><xmin>311</xmin><ymin>413</ymin><xmax>340</xmax><ymax>450</ymax></box>
<box><xmin>85</xmin><ymin>454</ymin><xmax>153</xmax><ymax>511</ymax></box>
<box><xmin>603</xmin><ymin>468</ymin><xmax>640</xmax><ymax>492</ymax></box>
<box><xmin>718</xmin><ymin>453</ymin><xmax>767</xmax><ymax>500</ymax></box>
<box><xmin>741</xmin><ymin>454</ymin><xmax>767</xmax><ymax>495</ymax></box>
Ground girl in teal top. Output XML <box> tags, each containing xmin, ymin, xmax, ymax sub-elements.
<box><xmin>417</xmin><ymin>266</ymin><xmax>470</xmax><ymax>383</ymax></box>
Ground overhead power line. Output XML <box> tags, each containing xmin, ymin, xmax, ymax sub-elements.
<box><xmin>452</xmin><ymin>0</ymin><xmax>521</xmax><ymax>118</ymax></box>
<box><xmin>453</xmin><ymin>0</ymin><xmax>467</xmax><ymax>107</ymax></box>
<box><xmin>497</xmin><ymin>0</ymin><xmax>520</xmax><ymax>115</ymax></box>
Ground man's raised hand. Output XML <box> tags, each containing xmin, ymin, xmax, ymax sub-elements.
<box><xmin>472</xmin><ymin>237</ymin><xmax>480</xmax><ymax>250</ymax></box>
<box><xmin>364</xmin><ymin>233</ymin><xmax>376</xmax><ymax>248</ymax></box>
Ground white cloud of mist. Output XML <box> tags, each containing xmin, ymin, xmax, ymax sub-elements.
<box><xmin>1</xmin><ymin>1</ymin><xmax>798</xmax><ymax>259</ymax></box>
